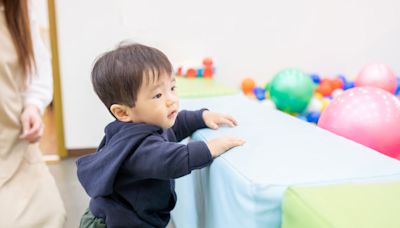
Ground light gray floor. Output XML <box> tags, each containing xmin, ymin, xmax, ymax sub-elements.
<box><xmin>48</xmin><ymin>158</ymin><xmax>89</xmax><ymax>228</ymax></box>
<box><xmin>48</xmin><ymin>158</ymin><xmax>175</xmax><ymax>228</ymax></box>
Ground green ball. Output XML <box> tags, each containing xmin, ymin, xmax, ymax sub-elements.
<box><xmin>269</xmin><ymin>68</ymin><xmax>314</xmax><ymax>113</ymax></box>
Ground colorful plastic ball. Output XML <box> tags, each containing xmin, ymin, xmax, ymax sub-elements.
<box><xmin>269</xmin><ymin>68</ymin><xmax>314</xmax><ymax>113</ymax></box>
<box><xmin>241</xmin><ymin>78</ymin><xmax>256</xmax><ymax>95</ymax></box>
<box><xmin>318</xmin><ymin>87</ymin><xmax>400</xmax><ymax>159</ymax></box>
<box><xmin>306</xmin><ymin>111</ymin><xmax>320</xmax><ymax>124</ymax></box>
<box><xmin>314</xmin><ymin>92</ymin><xmax>323</xmax><ymax>100</ymax></box>
<box><xmin>306</xmin><ymin>97</ymin><xmax>323</xmax><ymax>113</ymax></box>
<box><xmin>265</xmin><ymin>91</ymin><xmax>270</xmax><ymax>99</ymax></box>
<box><xmin>202</xmin><ymin>58</ymin><xmax>213</xmax><ymax>66</ymax></box>
<box><xmin>253</xmin><ymin>87</ymin><xmax>266</xmax><ymax>100</ymax></box>
<box><xmin>310</xmin><ymin>74</ymin><xmax>321</xmax><ymax>84</ymax></box>
<box><xmin>203</xmin><ymin>67</ymin><xmax>213</xmax><ymax>78</ymax></box>
<box><xmin>186</xmin><ymin>68</ymin><xmax>197</xmax><ymax>78</ymax></box>
<box><xmin>316</xmin><ymin>80</ymin><xmax>333</xmax><ymax>96</ymax></box>
<box><xmin>197</xmin><ymin>68</ymin><xmax>203</xmax><ymax>77</ymax></box>
<box><xmin>264</xmin><ymin>82</ymin><xmax>270</xmax><ymax>92</ymax></box>
<box><xmin>343</xmin><ymin>81</ymin><xmax>355</xmax><ymax>90</ymax></box>
<box><xmin>396</xmin><ymin>78</ymin><xmax>400</xmax><ymax>95</ymax></box>
<box><xmin>355</xmin><ymin>63</ymin><xmax>398</xmax><ymax>93</ymax></box>
<box><xmin>320</xmin><ymin>98</ymin><xmax>330</xmax><ymax>112</ymax></box>
<box><xmin>337</xmin><ymin>74</ymin><xmax>348</xmax><ymax>84</ymax></box>
<box><xmin>331</xmin><ymin>78</ymin><xmax>344</xmax><ymax>90</ymax></box>
<box><xmin>176</xmin><ymin>66</ymin><xmax>183</xmax><ymax>76</ymax></box>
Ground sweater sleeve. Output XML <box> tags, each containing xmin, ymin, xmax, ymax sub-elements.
<box><xmin>124</xmin><ymin>135</ymin><xmax>212</xmax><ymax>180</ymax></box>
<box><xmin>171</xmin><ymin>109</ymin><xmax>208</xmax><ymax>142</ymax></box>
<box><xmin>23</xmin><ymin>3</ymin><xmax>53</xmax><ymax>114</ymax></box>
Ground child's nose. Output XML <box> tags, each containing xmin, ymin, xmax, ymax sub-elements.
<box><xmin>166</xmin><ymin>94</ymin><xmax>177</xmax><ymax>107</ymax></box>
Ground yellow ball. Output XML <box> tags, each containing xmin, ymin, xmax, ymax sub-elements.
<box><xmin>321</xmin><ymin>98</ymin><xmax>330</xmax><ymax>112</ymax></box>
<box><xmin>314</xmin><ymin>92</ymin><xmax>323</xmax><ymax>100</ymax></box>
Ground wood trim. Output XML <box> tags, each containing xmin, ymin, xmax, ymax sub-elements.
<box><xmin>47</xmin><ymin>0</ymin><xmax>67</xmax><ymax>158</ymax></box>
<box><xmin>68</xmin><ymin>148</ymin><xmax>97</xmax><ymax>157</ymax></box>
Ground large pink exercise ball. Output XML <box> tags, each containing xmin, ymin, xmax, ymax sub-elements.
<box><xmin>355</xmin><ymin>63</ymin><xmax>398</xmax><ymax>93</ymax></box>
<box><xmin>318</xmin><ymin>87</ymin><xmax>400</xmax><ymax>159</ymax></box>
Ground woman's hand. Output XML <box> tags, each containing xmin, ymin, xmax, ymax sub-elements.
<box><xmin>19</xmin><ymin>105</ymin><xmax>44</xmax><ymax>143</ymax></box>
<box><xmin>202</xmin><ymin>111</ymin><xmax>238</xmax><ymax>129</ymax></box>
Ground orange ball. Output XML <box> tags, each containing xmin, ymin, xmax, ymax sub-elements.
<box><xmin>241</xmin><ymin>78</ymin><xmax>256</xmax><ymax>94</ymax></box>
<box><xmin>316</xmin><ymin>81</ymin><xmax>333</xmax><ymax>96</ymax></box>
<box><xmin>331</xmin><ymin>78</ymin><xmax>344</xmax><ymax>90</ymax></box>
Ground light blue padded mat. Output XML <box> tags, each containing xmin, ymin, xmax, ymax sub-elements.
<box><xmin>172</xmin><ymin>94</ymin><xmax>400</xmax><ymax>228</ymax></box>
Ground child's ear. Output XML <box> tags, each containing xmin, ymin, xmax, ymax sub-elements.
<box><xmin>110</xmin><ymin>104</ymin><xmax>132</xmax><ymax>122</ymax></box>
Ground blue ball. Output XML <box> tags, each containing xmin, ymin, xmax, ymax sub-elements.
<box><xmin>343</xmin><ymin>81</ymin><xmax>355</xmax><ymax>90</ymax></box>
<box><xmin>337</xmin><ymin>74</ymin><xmax>348</xmax><ymax>84</ymax></box>
<box><xmin>396</xmin><ymin>78</ymin><xmax>400</xmax><ymax>95</ymax></box>
<box><xmin>253</xmin><ymin>87</ymin><xmax>266</xmax><ymax>100</ymax></box>
<box><xmin>310</xmin><ymin>74</ymin><xmax>321</xmax><ymax>84</ymax></box>
<box><xmin>306</xmin><ymin>111</ymin><xmax>320</xmax><ymax>124</ymax></box>
<box><xmin>197</xmin><ymin>68</ymin><xmax>203</xmax><ymax>77</ymax></box>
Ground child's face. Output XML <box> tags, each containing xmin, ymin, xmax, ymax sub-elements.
<box><xmin>129</xmin><ymin>73</ymin><xmax>179</xmax><ymax>128</ymax></box>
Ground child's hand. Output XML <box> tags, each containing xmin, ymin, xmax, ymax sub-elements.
<box><xmin>207</xmin><ymin>136</ymin><xmax>245</xmax><ymax>158</ymax></box>
<box><xmin>202</xmin><ymin>111</ymin><xmax>238</xmax><ymax>129</ymax></box>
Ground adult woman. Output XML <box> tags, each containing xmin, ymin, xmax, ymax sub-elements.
<box><xmin>0</xmin><ymin>0</ymin><xmax>66</xmax><ymax>227</ymax></box>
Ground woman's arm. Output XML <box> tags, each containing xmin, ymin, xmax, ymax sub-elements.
<box><xmin>19</xmin><ymin>3</ymin><xmax>52</xmax><ymax>143</ymax></box>
<box><xmin>23</xmin><ymin>3</ymin><xmax>53</xmax><ymax>114</ymax></box>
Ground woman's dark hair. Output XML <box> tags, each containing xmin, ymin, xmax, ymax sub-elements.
<box><xmin>4</xmin><ymin>0</ymin><xmax>35</xmax><ymax>76</ymax></box>
<box><xmin>91</xmin><ymin>43</ymin><xmax>173</xmax><ymax>109</ymax></box>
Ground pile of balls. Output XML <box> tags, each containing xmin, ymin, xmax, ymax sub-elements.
<box><xmin>176</xmin><ymin>58</ymin><xmax>214</xmax><ymax>78</ymax></box>
<box><xmin>241</xmin><ymin>64</ymin><xmax>400</xmax><ymax>159</ymax></box>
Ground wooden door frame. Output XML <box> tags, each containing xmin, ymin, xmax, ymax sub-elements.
<box><xmin>47</xmin><ymin>0</ymin><xmax>67</xmax><ymax>158</ymax></box>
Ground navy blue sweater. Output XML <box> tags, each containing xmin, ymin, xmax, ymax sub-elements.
<box><xmin>77</xmin><ymin>110</ymin><xmax>212</xmax><ymax>227</ymax></box>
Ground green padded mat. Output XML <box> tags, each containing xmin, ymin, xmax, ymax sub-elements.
<box><xmin>176</xmin><ymin>77</ymin><xmax>239</xmax><ymax>98</ymax></box>
<box><xmin>282</xmin><ymin>181</ymin><xmax>400</xmax><ymax>228</ymax></box>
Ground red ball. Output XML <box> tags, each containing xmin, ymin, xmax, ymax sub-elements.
<box><xmin>316</xmin><ymin>81</ymin><xmax>333</xmax><ymax>96</ymax></box>
<box><xmin>186</xmin><ymin>68</ymin><xmax>197</xmax><ymax>78</ymax></box>
<box><xmin>203</xmin><ymin>67</ymin><xmax>213</xmax><ymax>78</ymax></box>
<box><xmin>202</xmin><ymin>58</ymin><xmax>213</xmax><ymax>67</ymax></box>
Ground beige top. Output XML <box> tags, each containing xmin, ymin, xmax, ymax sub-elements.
<box><xmin>0</xmin><ymin>3</ymin><xmax>49</xmax><ymax>186</ymax></box>
<box><xmin>0</xmin><ymin>3</ymin><xmax>26</xmax><ymax>185</ymax></box>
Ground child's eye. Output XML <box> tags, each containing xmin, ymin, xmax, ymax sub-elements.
<box><xmin>171</xmin><ymin>86</ymin><xmax>176</xmax><ymax>91</ymax></box>
<box><xmin>153</xmin><ymin>93</ymin><xmax>162</xmax><ymax>99</ymax></box>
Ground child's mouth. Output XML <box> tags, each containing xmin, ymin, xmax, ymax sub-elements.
<box><xmin>168</xmin><ymin>110</ymin><xmax>177</xmax><ymax>119</ymax></box>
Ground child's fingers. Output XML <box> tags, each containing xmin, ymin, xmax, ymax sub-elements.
<box><xmin>219</xmin><ymin>117</ymin><xmax>236</xmax><ymax>127</ymax></box>
<box><xmin>225</xmin><ymin>115</ymin><xmax>238</xmax><ymax>126</ymax></box>
<box><xmin>209</xmin><ymin>122</ymin><xmax>219</xmax><ymax>129</ymax></box>
<box><xmin>232</xmin><ymin>138</ymin><xmax>245</xmax><ymax>146</ymax></box>
<box><xmin>225</xmin><ymin>137</ymin><xmax>245</xmax><ymax>148</ymax></box>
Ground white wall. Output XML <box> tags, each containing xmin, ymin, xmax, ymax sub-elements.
<box><xmin>55</xmin><ymin>0</ymin><xmax>400</xmax><ymax>149</ymax></box>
